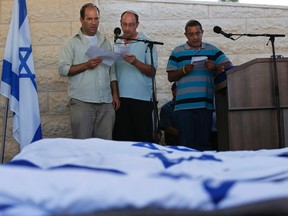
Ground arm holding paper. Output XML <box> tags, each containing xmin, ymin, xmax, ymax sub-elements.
<box><xmin>168</xmin><ymin>56</ymin><xmax>232</xmax><ymax>82</ymax></box>
<box><xmin>114</xmin><ymin>44</ymin><xmax>156</xmax><ymax>77</ymax></box>
<box><xmin>123</xmin><ymin>53</ymin><xmax>156</xmax><ymax>77</ymax></box>
<box><xmin>168</xmin><ymin>56</ymin><xmax>210</xmax><ymax>81</ymax></box>
<box><xmin>68</xmin><ymin>57</ymin><xmax>102</xmax><ymax>76</ymax></box>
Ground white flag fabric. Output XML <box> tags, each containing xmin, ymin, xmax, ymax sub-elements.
<box><xmin>0</xmin><ymin>138</ymin><xmax>288</xmax><ymax>215</ymax></box>
<box><xmin>0</xmin><ymin>0</ymin><xmax>42</xmax><ymax>149</ymax></box>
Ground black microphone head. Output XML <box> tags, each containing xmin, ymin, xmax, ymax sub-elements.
<box><xmin>114</xmin><ymin>27</ymin><xmax>121</xmax><ymax>36</ymax></box>
<box><xmin>213</xmin><ymin>26</ymin><xmax>222</xmax><ymax>34</ymax></box>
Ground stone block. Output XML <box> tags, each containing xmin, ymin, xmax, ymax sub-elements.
<box><xmin>49</xmin><ymin>91</ymin><xmax>69</xmax><ymax>115</ymax></box>
<box><xmin>30</xmin><ymin>22</ymin><xmax>72</xmax><ymax>46</ymax></box>
<box><xmin>1</xmin><ymin>140</ymin><xmax>19</xmax><ymax>163</ymax></box>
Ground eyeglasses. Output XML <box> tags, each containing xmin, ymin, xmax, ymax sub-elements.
<box><xmin>121</xmin><ymin>22</ymin><xmax>137</xmax><ymax>27</ymax></box>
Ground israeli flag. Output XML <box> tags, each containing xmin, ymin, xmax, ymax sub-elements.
<box><xmin>0</xmin><ymin>0</ymin><xmax>42</xmax><ymax>149</ymax></box>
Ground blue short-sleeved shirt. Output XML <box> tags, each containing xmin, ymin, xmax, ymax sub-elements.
<box><xmin>114</xmin><ymin>32</ymin><xmax>158</xmax><ymax>101</ymax></box>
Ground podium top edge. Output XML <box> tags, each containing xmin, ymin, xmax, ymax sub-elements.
<box><xmin>227</xmin><ymin>57</ymin><xmax>288</xmax><ymax>74</ymax></box>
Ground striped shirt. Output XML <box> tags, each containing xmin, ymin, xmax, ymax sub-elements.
<box><xmin>166</xmin><ymin>42</ymin><xmax>230</xmax><ymax>111</ymax></box>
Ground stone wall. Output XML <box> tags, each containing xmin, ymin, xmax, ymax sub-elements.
<box><xmin>1</xmin><ymin>0</ymin><xmax>288</xmax><ymax>161</ymax></box>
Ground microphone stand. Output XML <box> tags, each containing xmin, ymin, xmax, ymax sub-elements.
<box><xmin>269</xmin><ymin>35</ymin><xmax>283</xmax><ymax>149</ymax></box>
<box><xmin>115</xmin><ymin>35</ymin><xmax>164</xmax><ymax>143</ymax></box>
<box><xmin>229</xmin><ymin>32</ymin><xmax>285</xmax><ymax>148</ymax></box>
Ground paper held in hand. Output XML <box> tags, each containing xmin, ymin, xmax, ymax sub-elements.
<box><xmin>85</xmin><ymin>45</ymin><xmax>131</xmax><ymax>66</ymax></box>
<box><xmin>191</xmin><ymin>56</ymin><xmax>208</xmax><ymax>65</ymax></box>
<box><xmin>85</xmin><ymin>46</ymin><xmax>119</xmax><ymax>66</ymax></box>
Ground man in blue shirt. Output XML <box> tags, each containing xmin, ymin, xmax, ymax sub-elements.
<box><xmin>166</xmin><ymin>19</ymin><xmax>232</xmax><ymax>150</ymax></box>
<box><xmin>159</xmin><ymin>82</ymin><xmax>179</xmax><ymax>145</ymax></box>
<box><xmin>113</xmin><ymin>10</ymin><xmax>158</xmax><ymax>142</ymax></box>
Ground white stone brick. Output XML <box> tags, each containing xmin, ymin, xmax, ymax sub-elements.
<box><xmin>153</xmin><ymin>3</ymin><xmax>209</xmax><ymax>20</ymax></box>
<box><xmin>30</xmin><ymin>22</ymin><xmax>72</xmax><ymax>46</ymax></box>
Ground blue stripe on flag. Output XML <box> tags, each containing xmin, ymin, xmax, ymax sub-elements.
<box><xmin>2</xmin><ymin>60</ymin><xmax>20</xmax><ymax>101</ymax></box>
<box><xmin>19</xmin><ymin>0</ymin><xmax>27</xmax><ymax>28</ymax></box>
<box><xmin>31</xmin><ymin>125</ymin><xmax>43</xmax><ymax>143</ymax></box>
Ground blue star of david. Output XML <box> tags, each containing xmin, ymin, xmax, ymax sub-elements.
<box><xmin>19</xmin><ymin>45</ymin><xmax>37</xmax><ymax>90</ymax></box>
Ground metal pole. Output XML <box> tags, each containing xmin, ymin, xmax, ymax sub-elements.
<box><xmin>148</xmin><ymin>42</ymin><xmax>159</xmax><ymax>143</ymax></box>
<box><xmin>1</xmin><ymin>98</ymin><xmax>9</xmax><ymax>164</ymax></box>
<box><xmin>270</xmin><ymin>36</ymin><xmax>283</xmax><ymax>148</ymax></box>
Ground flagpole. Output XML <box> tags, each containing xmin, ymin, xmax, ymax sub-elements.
<box><xmin>1</xmin><ymin>98</ymin><xmax>9</xmax><ymax>164</ymax></box>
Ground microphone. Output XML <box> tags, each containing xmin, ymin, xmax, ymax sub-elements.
<box><xmin>114</xmin><ymin>27</ymin><xmax>121</xmax><ymax>43</ymax></box>
<box><xmin>213</xmin><ymin>26</ymin><xmax>235</xmax><ymax>40</ymax></box>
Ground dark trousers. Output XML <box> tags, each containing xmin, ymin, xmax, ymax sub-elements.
<box><xmin>113</xmin><ymin>98</ymin><xmax>153</xmax><ymax>142</ymax></box>
<box><xmin>175</xmin><ymin>109</ymin><xmax>213</xmax><ymax>151</ymax></box>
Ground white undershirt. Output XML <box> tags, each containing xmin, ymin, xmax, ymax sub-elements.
<box><xmin>85</xmin><ymin>35</ymin><xmax>98</xmax><ymax>46</ymax></box>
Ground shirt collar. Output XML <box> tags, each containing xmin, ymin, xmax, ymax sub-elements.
<box><xmin>184</xmin><ymin>41</ymin><xmax>206</xmax><ymax>50</ymax></box>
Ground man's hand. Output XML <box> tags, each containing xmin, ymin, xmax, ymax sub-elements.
<box><xmin>123</xmin><ymin>54</ymin><xmax>137</xmax><ymax>65</ymax></box>
<box><xmin>86</xmin><ymin>57</ymin><xmax>102</xmax><ymax>69</ymax></box>
<box><xmin>205</xmin><ymin>60</ymin><xmax>216</xmax><ymax>72</ymax></box>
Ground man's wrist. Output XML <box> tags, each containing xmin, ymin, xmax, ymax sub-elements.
<box><xmin>131</xmin><ymin>59</ymin><xmax>137</xmax><ymax>65</ymax></box>
<box><xmin>182</xmin><ymin>66</ymin><xmax>187</xmax><ymax>74</ymax></box>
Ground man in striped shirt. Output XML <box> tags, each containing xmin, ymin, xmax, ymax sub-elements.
<box><xmin>166</xmin><ymin>19</ymin><xmax>232</xmax><ymax>150</ymax></box>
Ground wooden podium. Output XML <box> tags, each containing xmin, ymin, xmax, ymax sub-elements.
<box><xmin>215</xmin><ymin>58</ymin><xmax>288</xmax><ymax>151</ymax></box>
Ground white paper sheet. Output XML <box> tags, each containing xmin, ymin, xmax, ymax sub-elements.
<box><xmin>191</xmin><ymin>56</ymin><xmax>208</xmax><ymax>65</ymax></box>
<box><xmin>85</xmin><ymin>46</ymin><xmax>119</xmax><ymax>66</ymax></box>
